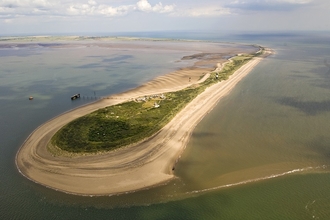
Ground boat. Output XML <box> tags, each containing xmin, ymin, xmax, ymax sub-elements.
<box><xmin>71</xmin><ymin>94</ymin><xmax>80</xmax><ymax>100</ymax></box>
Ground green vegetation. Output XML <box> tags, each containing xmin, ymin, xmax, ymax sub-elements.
<box><xmin>50</xmin><ymin>52</ymin><xmax>258</xmax><ymax>153</ymax></box>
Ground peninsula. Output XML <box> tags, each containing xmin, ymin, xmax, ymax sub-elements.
<box><xmin>15</xmin><ymin>38</ymin><xmax>271</xmax><ymax>195</ymax></box>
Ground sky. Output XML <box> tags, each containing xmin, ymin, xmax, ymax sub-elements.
<box><xmin>0</xmin><ymin>0</ymin><xmax>329</xmax><ymax>35</ymax></box>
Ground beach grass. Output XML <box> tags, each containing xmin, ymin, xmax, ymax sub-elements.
<box><xmin>50</xmin><ymin>52</ymin><xmax>258</xmax><ymax>153</ymax></box>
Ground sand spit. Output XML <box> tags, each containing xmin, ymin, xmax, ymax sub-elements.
<box><xmin>16</xmin><ymin>43</ymin><xmax>271</xmax><ymax>195</ymax></box>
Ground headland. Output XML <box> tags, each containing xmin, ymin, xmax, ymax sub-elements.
<box><xmin>15</xmin><ymin>38</ymin><xmax>271</xmax><ymax>195</ymax></box>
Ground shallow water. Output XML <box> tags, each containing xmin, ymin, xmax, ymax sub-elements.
<box><xmin>176</xmin><ymin>42</ymin><xmax>330</xmax><ymax>191</ymax></box>
<box><xmin>1</xmin><ymin>33</ymin><xmax>330</xmax><ymax>219</ymax></box>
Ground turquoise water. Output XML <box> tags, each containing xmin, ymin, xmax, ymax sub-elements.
<box><xmin>1</xmin><ymin>32</ymin><xmax>330</xmax><ymax>219</ymax></box>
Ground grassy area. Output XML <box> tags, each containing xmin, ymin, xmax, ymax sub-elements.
<box><xmin>50</xmin><ymin>52</ymin><xmax>258</xmax><ymax>153</ymax></box>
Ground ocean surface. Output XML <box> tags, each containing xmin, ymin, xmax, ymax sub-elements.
<box><xmin>1</xmin><ymin>31</ymin><xmax>330</xmax><ymax>219</ymax></box>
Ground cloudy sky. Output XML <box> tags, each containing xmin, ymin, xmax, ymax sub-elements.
<box><xmin>1</xmin><ymin>0</ymin><xmax>329</xmax><ymax>35</ymax></box>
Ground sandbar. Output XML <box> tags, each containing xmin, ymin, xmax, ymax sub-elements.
<box><xmin>15</xmin><ymin>40</ymin><xmax>271</xmax><ymax>196</ymax></box>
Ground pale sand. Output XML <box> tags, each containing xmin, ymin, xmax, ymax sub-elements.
<box><xmin>16</xmin><ymin>47</ymin><xmax>271</xmax><ymax>196</ymax></box>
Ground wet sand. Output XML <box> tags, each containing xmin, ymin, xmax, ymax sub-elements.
<box><xmin>15</xmin><ymin>41</ymin><xmax>270</xmax><ymax>195</ymax></box>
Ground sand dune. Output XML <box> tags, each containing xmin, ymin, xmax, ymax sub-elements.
<box><xmin>16</xmin><ymin>45</ymin><xmax>271</xmax><ymax>196</ymax></box>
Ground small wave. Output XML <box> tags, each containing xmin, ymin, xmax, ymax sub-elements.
<box><xmin>306</xmin><ymin>197</ymin><xmax>330</xmax><ymax>219</ymax></box>
<box><xmin>186</xmin><ymin>165</ymin><xmax>329</xmax><ymax>195</ymax></box>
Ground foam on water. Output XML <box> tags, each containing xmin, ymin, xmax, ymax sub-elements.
<box><xmin>186</xmin><ymin>165</ymin><xmax>329</xmax><ymax>195</ymax></box>
<box><xmin>306</xmin><ymin>197</ymin><xmax>330</xmax><ymax>220</ymax></box>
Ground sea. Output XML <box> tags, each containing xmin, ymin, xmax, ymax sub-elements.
<box><xmin>1</xmin><ymin>31</ymin><xmax>330</xmax><ymax>219</ymax></box>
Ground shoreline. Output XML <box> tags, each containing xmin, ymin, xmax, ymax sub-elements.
<box><xmin>16</xmin><ymin>46</ymin><xmax>271</xmax><ymax>196</ymax></box>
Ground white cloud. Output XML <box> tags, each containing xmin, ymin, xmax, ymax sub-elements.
<box><xmin>97</xmin><ymin>4</ymin><xmax>134</xmax><ymax>16</ymax></box>
<box><xmin>0</xmin><ymin>0</ymin><xmax>175</xmax><ymax>19</ymax></box>
<box><xmin>66</xmin><ymin>0</ymin><xmax>174</xmax><ymax>17</ymax></box>
<box><xmin>136</xmin><ymin>0</ymin><xmax>175</xmax><ymax>13</ymax></box>
<box><xmin>88</xmin><ymin>0</ymin><xmax>97</xmax><ymax>6</ymax></box>
<box><xmin>0</xmin><ymin>0</ymin><xmax>54</xmax><ymax>8</ymax></box>
<box><xmin>0</xmin><ymin>0</ymin><xmax>57</xmax><ymax>19</ymax></box>
<box><xmin>1</xmin><ymin>0</ymin><xmax>329</xmax><ymax>34</ymax></box>
<box><xmin>173</xmin><ymin>6</ymin><xmax>231</xmax><ymax>17</ymax></box>
<box><xmin>153</xmin><ymin>3</ymin><xmax>175</xmax><ymax>13</ymax></box>
<box><xmin>0</xmin><ymin>0</ymin><xmax>317</xmax><ymax>20</ymax></box>
<box><xmin>136</xmin><ymin>0</ymin><xmax>152</xmax><ymax>11</ymax></box>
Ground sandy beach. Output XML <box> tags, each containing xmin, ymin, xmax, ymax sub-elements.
<box><xmin>15</xmin><ymin>42</ymin><xmax>271</xmax><ymax>196</ymax></box>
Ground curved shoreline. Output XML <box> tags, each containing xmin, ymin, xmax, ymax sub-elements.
<box><xmin>16</xmin><ymin>47</ymin><xmax>271</xmax><ymax>196</ymax></box>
